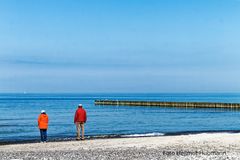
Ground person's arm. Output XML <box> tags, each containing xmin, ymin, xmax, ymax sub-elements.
<box><xmin>38</xmin><ymin>115</ymin><xmax>41</xmax><ymax>127</ymax></box>
<box><xmin>74</xmin><ymin>111</ymin><xmax>77</xmax><ymax>123</ymax></box>
<box><xmin>84</xmin><ymin>110</ymin><xmax>87</xmax><ymax>123</ymax></box>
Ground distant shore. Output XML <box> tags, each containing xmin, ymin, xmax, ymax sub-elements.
<box><xmin>1</xmin><ymin>133</ymin><xmax>240</xmax><ymax>160</ymax></box>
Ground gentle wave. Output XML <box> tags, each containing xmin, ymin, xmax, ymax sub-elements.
<box><xmin>121</xmin><ymin>132</ymin><xmax>165</xmax><ymax>137</ymax></box>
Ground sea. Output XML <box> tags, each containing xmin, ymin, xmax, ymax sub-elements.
<box><xmin>1</xmin><ymin>93</ymin><xmax>240</xmax><ymax>143</ymax></box>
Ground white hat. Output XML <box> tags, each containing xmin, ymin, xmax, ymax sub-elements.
<box><xmin>41</xmin><ymin>110</ymin><xmax>46</xmax><ymax>113</ymax></box>
<box><xmin>78</xmin><ymin>104</ymin><xmax>83</xmax><ymax>107</ymax></box>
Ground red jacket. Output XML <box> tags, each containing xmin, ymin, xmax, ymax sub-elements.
<box><xmin>74</xmin><ymin>108</ymin><xmax>87</xmax><ymax>123</ymax></box>
<box><xmin>38</xmin><ymin>114</ymin><xmax>49</xmax><ymax>129</ymax></box>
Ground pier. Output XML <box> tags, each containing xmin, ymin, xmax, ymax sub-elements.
<box><xmin>95</xmin><ymin>100</ymin><xmax>240</xmax><ymax>109</ymax></box>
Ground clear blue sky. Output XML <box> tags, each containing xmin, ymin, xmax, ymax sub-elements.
<box><xmin>0</xmin><ymin>0</ymin><xmax>240</xmax><ymax>93</ymax></box>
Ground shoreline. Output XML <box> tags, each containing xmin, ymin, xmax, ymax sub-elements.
<box><xmin>1</xmin><ymin>129</ymin><xmax>240</xmax><ymax>145</ymax></box>
<box><xmin>1</xmin><ymin>133</ymin><xmax>240</xmax><ymax>159</ymax></box>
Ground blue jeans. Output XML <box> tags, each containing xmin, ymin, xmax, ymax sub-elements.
<box><xmin>40</xmin><ymin>129</ymin><xmax>47</xmax><ymax>142</ymax></box>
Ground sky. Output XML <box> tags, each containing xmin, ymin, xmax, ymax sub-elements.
<box><xmin>0</xmin><ymin>0</ymin><xmax>240</xmax><ymax>93</ymax></box>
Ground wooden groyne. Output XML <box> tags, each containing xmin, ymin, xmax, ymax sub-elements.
<box><xmin>95</xmin><ymin>100</ymin><xmax>240</xmax><ymax>109</ymax></box>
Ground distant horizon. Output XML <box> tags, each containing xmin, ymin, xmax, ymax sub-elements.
<box><xmin>1</xmin><ymin>92</ymin><xmax>240</xmax><ymax>94</ymax></box>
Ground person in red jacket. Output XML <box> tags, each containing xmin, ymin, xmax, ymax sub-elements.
<box><xmin>38</xmin><ymin>110</ymin><xmax>49</xmax><ymax>143</ymax></box>
<box><xmin>74</xmin><ymin>104</ymin><xmax>87</xmax><ymax>140</ymax></box>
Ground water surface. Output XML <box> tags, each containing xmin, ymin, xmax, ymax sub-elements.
<box><xmin>1</xmin><ymin>93</ymin><xmax>240</xmax><ymax>142</ymax></box>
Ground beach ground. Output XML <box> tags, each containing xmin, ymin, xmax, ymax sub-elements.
<box><xmin>0</xmin><ymin>133</ymin><xmax>239</xmax><ymax>160</ymax></box>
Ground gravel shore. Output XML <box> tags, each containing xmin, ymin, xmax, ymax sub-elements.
<box><xmin>1</xmin><ymin>133</ymin><xmax>240</xmax><ymax>160</ymax></box>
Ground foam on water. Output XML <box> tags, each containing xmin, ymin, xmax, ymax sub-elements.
<box><xmin>121</xmin><ymin>132</ymin><xmax>165</xmax><ymax>137</ymax></box>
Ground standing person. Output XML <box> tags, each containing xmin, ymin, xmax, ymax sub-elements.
<box><xmin>38</xmin><ymin>110</ymin><xmax>49</xmax><ymax>143</ymax></box>
<box><xmin>74</xmin><ymin>104</ymin><xmax>87</xmax><ymax>140</ymax></box>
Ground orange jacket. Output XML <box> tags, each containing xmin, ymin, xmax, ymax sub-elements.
<box><xmin>38</xmin><ymin>113</ymin><xmax>49</xmax><ymax>129</ymax></box>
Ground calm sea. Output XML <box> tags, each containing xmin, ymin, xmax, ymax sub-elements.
<box><xmin>1</xmin><ymin>93</ymin><xmax>240</xmax><ymax>143</ymax></box>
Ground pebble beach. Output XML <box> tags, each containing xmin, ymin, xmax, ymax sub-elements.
<box><xmin>1</xmin><ymin>133</ymin><xmax>240</xmax><ymax>160</ymax></box>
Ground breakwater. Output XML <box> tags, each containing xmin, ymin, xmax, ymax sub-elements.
<box><xmin>95</xmin><ymin>100</ymin><xmax>240</xmax><ymax>109</ymax></box>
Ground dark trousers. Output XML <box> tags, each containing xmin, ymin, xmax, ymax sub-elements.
<box><xmin>40</xmin><ymin>129</ymin><xmax>47</xmax><ymax>142</ymax></box>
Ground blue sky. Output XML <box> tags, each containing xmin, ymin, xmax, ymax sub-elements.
<box><xmin>0</xmin><ymin>0</ymin><xmax>240</xmax><ymax>93</ymax></box>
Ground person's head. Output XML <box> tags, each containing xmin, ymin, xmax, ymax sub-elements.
<box><xmin>41</xmin><ymin>110</ymin><xmax>46</xmax><ymax>114</ymax></box>
<box><xmin>78</xmin><ymin>104</ymin><xmax>83</xmax><ymax>108</ymax></box>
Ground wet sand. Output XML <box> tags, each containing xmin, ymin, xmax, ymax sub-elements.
<box><xmin>0</xmin><ymin>133</ymin><xmax>239</xmax><ymax>160</ymax></box>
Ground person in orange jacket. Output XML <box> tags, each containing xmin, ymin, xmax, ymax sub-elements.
<box><xmin>38</xmin><ymin>110</ymin><xmax>49</xmax><ymax>143</ymax></box>
<box><xmin>74</xmin><ymin>104</ymin><xmax>87</xmax><ymax>140</ymax></box>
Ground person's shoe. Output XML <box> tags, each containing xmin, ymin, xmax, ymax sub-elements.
<box><xmin>76</xmin><ymin>138</ymin><xmax>80</xmax><ymax>141</ymax></box>
<box><xmin>81</xmin><ymin>138</ymin><xmax>85</xmax><ymax>140</ymax></box>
